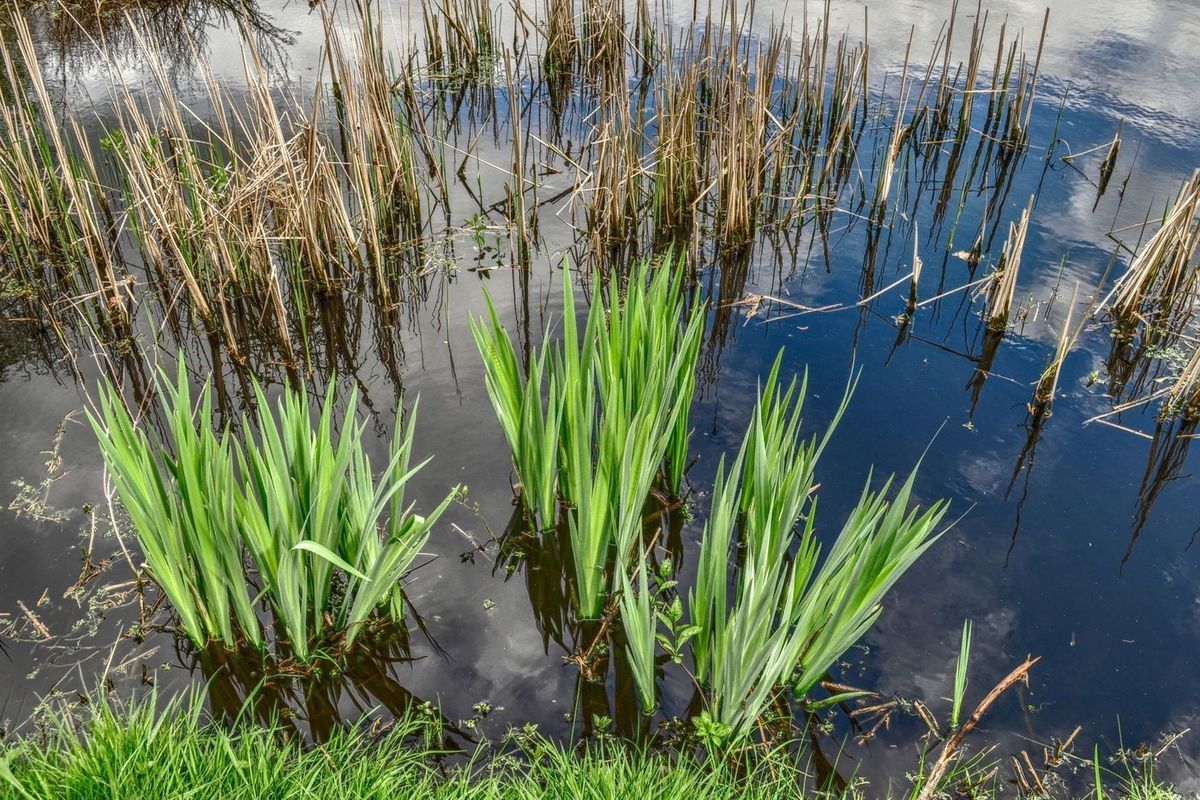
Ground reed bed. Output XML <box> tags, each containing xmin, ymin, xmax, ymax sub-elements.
<box><xmin>584</xmin><ymin>104</ymin><xmax>645</xmax><ymax>256</ymax></box>
<box><xmin>421</xmin><ymin>0</ymin><xmax>499</xmax><ymax>85</ymax></box>
<box><xmin>0</xmin><ymin>14</ymin><xmax>125</xmax><ymax>323</ymax></box>
<box><xmin>543</xmin><ymin>0</ymin><xmax>579</xmax><ymax>78</ymax></box>
<box><xmin>1</xmin><ymin>3</ymin><xmax>434</xmax><ymax>364</ymax></box>
<box><xmin>580</xmin><ymin>0</ymin><xmax>627</xmax><ymax>90</ymax></box>
<box><xmin>709</xmin><ymin>40</ymin><xmax>772</xmax><ymax>248</ymax></box>
<box><xmin>478</xmin><ymin>284</ymin><xmax>949</xmax><ymax>737</ymax></box>
<box><xmin>89</xmin><ymin>363</ymin><xmax>456</xmax><ymax>661</ymax></box>
<box><xmin>650</xmin><ymin>59</ymin><xmax>701</xmax><ymax>236</ymax></box>
<box><xmin>0</xmin><ymin>0</ymin><xmax>1056</xmax><ymax>357</ymax></box>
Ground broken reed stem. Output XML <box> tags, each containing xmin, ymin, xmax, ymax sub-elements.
<box><xmin>1097</xmin><ymin>118</ymin><xmax>1123</xmax><ymax>198</ymax></box>
<box><xmin>915</xmin><ymin>656</ymin><xmax>1041</xmax><ymax>800</ymax></box>
<box><xmin>986</xmin><ymin>196</ymin><xmax>1034</xmax><ymax>331</ymax></box>
<box><xmin>1035</xmin><ymin>283</ymin><xmax>1081</xmax><ymax>407</ymax></box>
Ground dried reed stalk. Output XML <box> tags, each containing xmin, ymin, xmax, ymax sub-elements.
<box><xmin>986</xmin><ymin>196</ymin><xmax>1034</xmax><ymax>331</ymax></box>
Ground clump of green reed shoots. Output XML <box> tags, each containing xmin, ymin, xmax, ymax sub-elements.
<box><xmin>89</xmin><ymin>364</ymin><xmax>456</xmax><ymax>662</ymax></box>
<box><xmin>471</xmin><ymin>257</ymin><xmax>705</xmax><ymax>618</ymax></box>
<box><xmin>237</xmin><ymin>385</ymin><xmax>456</xmax><ymax>661</ymax></box>
<box><xmin>617</xmin><ymin>354</ymin><xmax>947</xmax><ymax>738</ymax></box>
<box><xmin>618</xmin><ymin>542</ymin><xmax>658</xmax><ymax>714</ymax></box>
<box><xmin>611</xmin><ymin>355</ymin><xmax>949</xmax><ymax>731</ymax></box>
<box><xmin>90</xmin><ymin>365</ymin><xmax>260</xmax><ymax>651</ymax></box>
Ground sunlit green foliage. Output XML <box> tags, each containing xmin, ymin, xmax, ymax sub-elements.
<box><xmin>1</xmin><ymin>693</ymin><xmax>1183</xmax><ymax>800</ymax></box>
<box><xmin>237</xmin><ymin>386</ymin><xmax>456</xmax><ymax>661</ymax></box>
<box><xmin>0</xmin><ymin>693</ymin><xmax>814</xmax><ymax>800</ymax></box>
<box><xmin>618</xmin><ymin>542</ymin><xmax>658</xmax><ymax>714</ymax></box>
<box><xmin>89</xmin><ymin>363</ymin><xmax>261</xmax><ymax>651</ymax></box>
<box><xmin>688</xmin><ymin>354</ymin><xmax>948</xmax><ymax>742</ymax></box>
<box><xmin>89</xmin><ymin>365</ymin><xmax>455</xmax><ymax>661</ymax></box>
<box><xmin>472</xmin><ymin>257</ymin><xmax>705</xmax><ymax>618</ymax></box>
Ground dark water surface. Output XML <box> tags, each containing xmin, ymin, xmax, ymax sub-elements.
<box><xmin>2</xmin><ymin>0</ymin><xmax>1199</xmax><ymax>794</ymax></box>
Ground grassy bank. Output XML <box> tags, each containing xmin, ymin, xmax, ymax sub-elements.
<box><xmin>0</xmin><ymin>695</ymin><xmax>1184</xmax><ymax>800</ymax></box>
<box><xmin>0</xmin><ymin>695</ymin><xmax>812</xmax><ymax>800</ymax></box>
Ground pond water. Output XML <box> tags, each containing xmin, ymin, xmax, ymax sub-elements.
<box><xmin>1</xmin><ymin>0</ymin><xmax>1199</xmax><ymax>793</ymax></box>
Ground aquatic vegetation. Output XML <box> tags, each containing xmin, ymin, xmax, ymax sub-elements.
<box><xmin>1164</xmin><ymin>342</ymin><xmax>1200</xmax><ymax>420</ymax></box>
<box><xmin>1035</xmin><ymin>285</ymin><xmax>1083</xmax><ymax>411</ymax></box>
<box><xmin>560</xmin><ymin>260</ymin><xmax>705</xmax><ymax>615</ymax></box>
<box><xmin>1096</xmin><ymin>169</ymin><xmax>1200</xmax><ymax>419</ymax></box>
<box><xmin>710</xmin><ymin>45</ymin><xmax>772</xmax><ymax>248</ymax></box>
<box><xmin>473</xmin><ymin>258</ymin><xmax>705</xmax><ymax>618</ymax></box>
<box><xmin>89</xmin><ymin>364</ymin><xmax>455</xmax><ymax>661</ymax></box>
<box><xmin>689</xmin><ymin>356</ymin><xmax>948</xmax><ymax>742</ymax></box>
<box><xmin>1106</xmin><ymin>169</ymin><xmax>1200</xmax><ymax>335</ymax></box>
<box><xmin>0</xmin><ymin>3</ymin><xmax>431</xmax><ymax>360</ymax></box>
<box><xmin>585</xmin><ymin>105</ymin><xmax>644</xmax><ymax>256</ymax></box>
<box><xmin>543</xmin><ymin>0</ymin><xmax>578</xmax><ymax>78</ymax></box>
<box><xmin>951</xmin><ymin>620</ymin><xmax>973</xmax><ymax>730</ymax></box>
<box><xmin>985</xmin><ymin>196</ymin><xmax>1034</xmax><ymax>332</ymax></box>
<box><xmin>0</xmin><ymin>15</ymin><xmax>126</xmax><ymax>324</ymax></box>
<box><xmin>3</xmin><ymin>0</ymin><xmax>1194</xmax><ymax>789</ymax></box>
<box><xmin>471</xmin><ymin>302</ymin><xmax>563</xmax><ymax>531</ymax></box>
<box><xmin>650</xmin><ymin>62</ymin><xmax>701</xmax><ymax>236</ymax></box>
<box><xmin>326</xmin><ymin>5</ymin><xmax>425</xmax><ymax>288</ymax></box>
<box><xmin>911</xmin><ymin>652</ymin><xmax>1042</xmax><ymax>800</ymax></box>
<box><xmin>421</xmin><ymin>0</ymin><xmax>499</xmax><ymax>85</ymax></box>
<box><xmin>1097</xmin><ymin>119</ymin><xmax>1124</xmax><ymax>199</ymax></box>
<box><xmin>617</xmin><ymin>542</ymin><xmax>658</xmax><ymax>714</ymax></box>
<box><xmin>237</xmin><ymin>385</ymin><xmax>455</xmax><ymax>662</ymax></box>
<box><xmin>88</xmin><ymin>363</ymin><xmax>260</xmax><ymax>651</ymax></box>
<box><xmin>0</xmin><ymin>0</ymin><xmax>1057</xmax><ymax>374</ymax></box>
